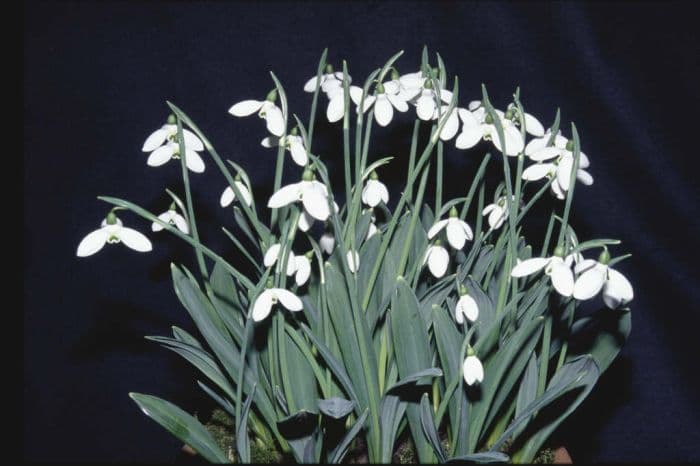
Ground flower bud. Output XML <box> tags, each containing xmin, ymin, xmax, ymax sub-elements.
<box><xmin>266</xmin><ymin>89</ymin><xmax>278</xmax><ymax>102</ymax></box>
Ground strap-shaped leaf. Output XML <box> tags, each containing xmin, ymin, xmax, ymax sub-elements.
<box><xmin>318</xmin><ymin>397</ymin><xmax>355</xmax><ymax>419</ymax></box>
<box><xmin>236</xmin><ymin>384</ymin><xmax>256</xmax><ymax>463</ymax></box>
<box><xmin>129</xmin><ymin>393</ymin><xmax>228</xmax><ymax>463</ymax></box>
<box><xmin>419</xmin><ymin>394</ymin><xmax>447</xmax><ymax>463</ymax></box>
<box><xmin>386</xmin><ymin>367</ymin><xmax>443</xmax><ymax>393</ymax></box>
<box><xmin>329</xmin><ymin>408</ymin><xmax>369</xmax><ymax>464</ymax></box>
<box><xmin>447</xmin><ymin>452</ymin><xmax>510</xmax><ymax>463</ymax></box>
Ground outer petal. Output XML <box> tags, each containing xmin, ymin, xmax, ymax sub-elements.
<box><xmin>439</xmin><ymin>89</ymin><xmax>454</xmax><ymax>104</ymax></box>
<box><xmin>577</xmin><ymin>169</ymin><xmax>594</xmax><ymax>186</ymax></box>
<box><xmin>184</xmin><ymin>149</ymin><xmax>205</xmax><ymax>173</ymax></box>
<box><xmin>492</xmin><ymin>124</ymin><xmax>524</xmax><ymax>156</ymax></box>
<box><xmin>439</xmin><ymin>109</ymin><xmax>460</xmax><ymax>141</ymax></box>
<box><xmin>482</xmin><ymin>204</ymin><xmax>496</xmax><ymax>216</ymax></box>
<box><xmin>578</xmin><ymin>151</ymin><xmax>591</xmax><ymax>169</ymax></box>
<box><xmin>488</xmin><ymin>207</ymin><xmax>506</xmax><ymax>229</ymax></box>
<box><xmin>511</xmin><ymin>257</ymin><xmax>549</xmax><ymax>277</ymax></box>
<box><xmin>557</xmin><ymin>156</ymin><xmax>574</xmax><ymax>191</ymax></box>
<box><xmin>522</xmin><ymin>163</ymin><xmax>555</xmax><ymax>181</ymax></box>
<box><xmin>183</xmin><ymin>129</ymin><xmax>204</xmax><ymax>151</ymax></box>
<box><xmin>76</xmin><ymin>228</ymin><xmax>109</xmax><ymax>257</ymax></box>
<box><xmin>142</xmin><ymin>128</ymin><xmax>168</xmax><ymax>152</ymax></box>
<box><xmin>147</xmin><ymin>145</ymin><xmax>173</xmax><ymax>167</ymax></box>
<box><xmin>229</xmin><ymin>100</ymin><xmax>264</xmax><ymax>117</ymax></box>
<box><xmin>252</xmin><ymin>290</ymin><xmax>274</xmax><ymax>322</ymax></box>
<box><xmin>285</xmin><ymin>254</ymin><xmax>297</xmax><ymax>276</ymax></box>
<box><xmin>446</xmin><ymin>220</ymin><xmax>467</xmax><ymax>250</ymax></box>
<box><xmin>268</xmin><ymin>183</ymin><xmax>302</xmax><ymax>208</ymax></box>
<box><xmin>456</xmin><ymin>294</ymin><xmax>479</xmax><ymax>324</ymax></box>
<box><xmin>549</xmin><ymin>259</ymin><xmax>575</xmax><ymax>297</ymax></box>
<box><xmin>151</xmin><ymin>212</ymin><xmax>171</xmax><ymax>232</ymax></box>
<box><xmin>529</xmin><ymin>146</ymin><xmax>561</xmax><ymax>162</ymax></box>
<box><xmin>289</xmin><ymin>139</ymin><xmax>308</xmax><ymax>166</ymax></box>
<box><xmin>275</xmin><ymin>289</ymin><xmax>303</xmax><ymax>312</ymax></box>
<box><xmin>303</xmin><ymin>75</ymin><xmax>320</xmax><ymax>93</ymax></box>
<box><xmin>573</xmin><ymin>264</ymin><xmax>607</xmax><ymax>300</ymax></box>
<box><xmin>416</xmin><ymin>93</ymin><xmax>436</xmax><ymax>121</ymax></box>
<box><xmin>367</xmin><ymin>222</ymin><xmax>378</xmax><ymax>239</ymax></box>
<box><xmin>455</xmin><ymin>125</ymin><xmax>483</xmax><ymax>149</ymax></box>
<box><xmin>326</xmin><ymin>93</ymin><xmax>345</xmax><ymax>123</ymax></box>
<box><xmin>525</xmin><ymin>135</ymin><xmax>548</xmax><ymax>156</ymax></box>
<box><xmin>602</xmin><ymin>268</ymin><xmax>634</xmax><ymax>308</ymax></box>
<box><xmin>523</xmin><ymin>113</ymin><xmax>545</xmax><ymax>137</ymax></box>
<box><xmin>574</xmin><ymin>258</ymin><xmax>598</xmax><ymax>274</ymax></box>
<box><xmin>118</xmin><ymin>227</ymin><xmax>153</xmax><ymax>252</ymax></box>
<box><xmin>551</xmin><ymin>178</ymin><xmax>566</xmax><ymax>200</ymax></box>
<box><xmin>427</xmin><ymin>219</ymin><xmax>449</xmax><ymax>239</ymax></box>
<box><xmin>264</xmin><ymin>105</ymin><xmax>285</xmax><ymax>137</ymax></box>
<box><xmin>374</xmin><ymin>96</ymin><xmax>394</xmax><ymax>127</ymax></box>
<box><xmin>297</xmin><ymin>211</ymin><xmax>314</xmax><ymax>232</ymax></box>
<box><xmin>302</xmin><ymin>185</ymin><xmax>331</xmax><ymax>221</ymax></box>
<box><xmin>458</xmin><ymin>220</ymin><xmax>474</xmax><ymax>240</ymax></box>
<box><xmin>220</xmin><ymin>186</ymin><xmax>235</xmax><ymax>207</ymax></box>
<box><xmin>235</xmin><ymin>181</ymin><xmax>253</xmax><ymax>206</ymax></box>
<box><xmin>264</xmin><ymin>243</ymin><xmax>281</xmax><ymax>267</ymax></box>
<box><xmin>294</xmin><ymin>256</ymin><xmax>311</xmax><ymax>286</ymax></box>
<box><xmin>320</xmin><ymin>233</ymin><xmax>335</xmax><ymax>254</ymax></box>
<box><xmin>346</xmin><ymin>250</ymin><xmax>360</xmax><ymax>273</ymax></box>
<box><xmin>261</xmin><ymin>136</ymin><xmax>277</xmax><ymax>148</ymax></box>
<box><xmin>387</xmin><ymin>93</ymin><xmax>409</xmax><ymax>112</ymax></box>
<box><xmin>427</xmin><ymin>246</ymin><xmax>449</xmax><ymax>278</ymax></box>
<box><xmin>463</xmin><ymin>356</ymin><xmax>484</xmax><ymax>385</ymax></box>
<box><xmin>172</xmin><ymin>213</ymin><xmax>189</xmax><ymax>234</ymax></box>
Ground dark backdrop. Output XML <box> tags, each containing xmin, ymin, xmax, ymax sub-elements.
<box><xmin>24</xmin><ymin>1</ymin><xmax>700</xmax><ymax>462</ymax></box>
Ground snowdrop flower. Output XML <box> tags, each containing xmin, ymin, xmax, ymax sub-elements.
<box><xmin>263</xmin><ymin>243</ymin><xmax>311</xmax><ymax>286</ymax></box>
<box><xmin>366</xmin><ymin>221</ymin><xmax>379</xmax><ymax>239</ymax></box>
<box><xmin>77</xmin><ymin>211</ymin><xmax>152</xmax><ymax>257</ymax></box>
<box><xmin>503</xmin><ymin>103</ymin><xmax>545</xmax><ymax>137</ymax></box>
<box><xmin>263</xmin><ymin>243</ymin><xmax>293</xmax><ymax>272</ymax></box>
<box><xmin>361</xmin><ymin>172</ymin><xmax>390</xmax><ymax>208</ymax></box>
<box><xmin>462</xmin><ymin>349</ymin><xmax>484</xmax><ymax>386</ymax></box>
<box><xmin>291</xmin><ymin>253</ymin><xmax>312</xmax><ymax>286</ymax></box>
<box><xmin>252</xmin><ymin>283</ymin><xmax>303</xmax><ymax>322</ymax></box>
<box><xmin>152</xmin><ymin>202</ymin><xmax>189</xmax><ymax>234</ymax></box>
<box><xmin>350</xmin><ymin>79</ymin><xmax>409</xmax><ymax>127</ymax></box>
<box><xmin>393</xmin><ymin>70</ymin><xmax>425</xmax><ymax>101</ymax></box>
<box><xmin>261</xmin><ymin>127</ymin><xmax>308</xmax><ymax>167</ymax></box>
<box><xmin>303</xmin><ymin>64</ymin><xmax>351</xmax><ymax>94</ymax></box>
<box><xmin>268</xmin><ymin>168</ymin><xmax>331</xmax><ymax>222</ymax></box>
<box><xmin>228</xmin><ymin>89</ymin><xmax>285</xmax><ymax>137</ymax></box>
<box><xmin>423</xmin><ymin>240</ymin><xmax>449</xmax><ymax>278</ymax></box>
<box><xmin>220</xmin><ymin>175</ymin><xmax>253</xmax><ymax>208</ymax></box>
<box><xmin>455</xmin><ymin>285</ymin><xmax>479</xmax><ymax>324</ymax></box>
<box><xmin>573</xmin><ymin>249</ymin><xmax>634</xmax><ymax>308</ymax></box>
<box><xmin>142</xmin><ymin>115</ymin><xmax>206</xmax><ymax>173</ymax></box>
<box><xmin>346</xmin><ymin>250</ymin><xmax>360</xmax><ymax>273</ymax></box>
<box><xmin>510</xmin><ymin>246</ymin><xmax>575</xmax><ymax>297</ymax></box>
<box><xmin>320</xmin><ymin>227</ymin><xmax>335</xmax><ymax>255</ymax></box>
<box><xmin>415</xmin><ymin>79</ymin><xmax>455</xmax><ymax>122</ymax></box>
<box><xmin>455</xmin><ymin>107</ymin><xmax>524</xmax><ymax>156</ymax></box>
<box><xmin>482</xmin><ymin>196</ymin><xmax>513</xmax><ymax>230</ymax></box>
<box><xmin>427</xmin><ymin>207</ymin><xmax>473</xmax><ymax>250</ymax></box>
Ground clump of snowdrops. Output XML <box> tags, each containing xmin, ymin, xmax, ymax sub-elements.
<box><xmin>77</xmin><ymin>48</ymin><xmax>633</xmax><ymax>463</ymax></box>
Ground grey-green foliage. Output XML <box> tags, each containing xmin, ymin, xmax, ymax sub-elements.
<box><xmin>97</xmin><ymin>48</ymin><xmax>632</xmax><ymax>463</ymax></box>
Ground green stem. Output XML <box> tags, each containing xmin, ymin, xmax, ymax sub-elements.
<box><xmin>435</xmin><ymin>141</ymin><xmax>443</xmax><ymax>215</ymax></box>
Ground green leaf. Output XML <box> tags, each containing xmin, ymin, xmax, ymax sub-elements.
<box><xmin>447</xmin><ymin>452</ymin><xmax>510</xmax><ymax>463</ymax></box>
<box><xmin>329</xmin><ymin>409</ymin><xmax>369</xmax><ymax>464</ymax></box>
<box><xmin>236</xmin><ymin>384</ymin><xmax>256</xmax><ymax>463</ymax></box>
<box><xmin>419</xmin><ymin>393</ymin><xmax>447</xmax><ymax>463</ymax></box>
<box><xmin>129</xmin><ymin>393</ymin><xmax>229</xmax><ymax>463</ymax></box>
<box><xmin>387</xmin><ymin>368</ymin><xmax>443</xmax><ymax>393</ymax></box>
<box><xmin>318</xmin><ymin>397</ymin><xmax>355</xmax><ymax>419</ymax></box>
<box><xmin>568</xmin><ymin>308</ymin><xmax>631</xmax><ymax>373</ymax></box>
<box><xmin>379</xmin><ymin>394</ymin><xmax>407</xmax><ymax>463</ymax></box>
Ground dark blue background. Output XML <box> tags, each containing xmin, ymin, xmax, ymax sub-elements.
<box><xmin>24</xmin><ymin>1</ymin><xmax>700</xmax><ymax>462</ymax></box>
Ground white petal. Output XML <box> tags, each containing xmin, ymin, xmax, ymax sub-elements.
<box><xmin>302</xmin><ymin>185</ymin><xmax>331</xmax><ymax>221</ymax></box>
<box><xmin>549</xmin><ymin>260</ymin><xmax>574</xmax><ymax>297</ymax></box>
<box><xmin>573</xmin><ymin>264</ymin><xmax>607</xmax><ymax>300</ymax></box>
<box><xmin>525</xmin><ymin>135</ymin><xmax>548</xmax><ymax>156</ymax></box>
<box><xmin>574</xmin><ymin>258</ymin><xmax>598</xmax><ymax>274</ymax></box>
<box><xmin>172</xmin><ymin>213</ymin><xmax>189</xmax><ymax>234</ymax></box>
<box><xmin>183</xmin><ymin>129</ymin><xmax>204</xmax><ymax>151</ymax></box>
<box><xmin>264</xmin><ymin>243</ymin><xmax>281</xmax><ymax>268</ymax></box>
<box><xmin>522</xmin><ymin>163</ymin><xmax>555</xmax><ymax>181</ymax></box>
<box><xmin>455</xmin><ymin>125</ymin><xmax>483</xmax><ymax>150</ymax></box>
<box><xmin>184</xmin><ymin>149</ymin><xmax>205</xmax><ymax>173</ymax></box>
<box><xmin>523</xmin><ymin>113</ymin><xmax>545</xmax><ymax>137</ymax></box>
<box><xmin>557</xmin><ymin>157</ymin><xmax>573</xmax><ymax>191</ymax></box>
<box><xmin>439</xmin><ymin>89</ymin><xmax>454</xmax><ymax>104</ymax></box>
<box><xmin>427</xmin><ymin>219</ymin><xmax>449</xmax><ymax>239</ymax></box>
<box><xmin>349</xmin><ymin>86</ymin><xmax>365</xmax><ymax>106</ymax></box>
<box><xmin>275</xmin><ymin>289</ymin><xmax>303</xmax><ymax>311</ymax></box>
<box><xmin>220</xmin><ymin>187</ymin><xmax>234</xmax><ymax>207</ymax></box>
<box><xmin>326</xmin><ymin>93</ymin><xmax>345</xmax><ymax>123</ymax></box>
<box><xmin>261</xmin><ymin>136</ymin><xmax>277</xmax><ymax>148</ymax></box>
<box><xmin>346</xmin><ymin>250</ymin><xmax>360</xmax><ymax>273</ymax></box>
<box><xmin>577</xmin><ymin>169</ymin><xmax>594</xmax><ymax>186</ymax></box>
<box><xmin>236</xmin><ymin>181</ymin><xmax>253</xmax><ymax>206</ymax></box>
<box><xmin>303</xmin><ymin>76</ymin><xmax>320</xmax><ymax>93</ymax></box>
<box><xmin>446</xmin><ymin>220</ymin><xmax>467</xmax><ymax>250</ymax></box>
<box><xmin>426</xmin><ymin>246</ymin><xmax>449</xmax><ymax>278</ymax></box>
<box><xmin>458</xmin><ymin>220</ymin><xmax>474</xmax><ymax>240</ymax></box>
<box><xmin>118</xmin><ymin>227</ymin><xmax>153</xmax><ymax>252</ymax></box>
<box><xmin>297</xmin><ymin>211</ymin><xmax>314</xmax><ymax>232</ymax></box>
<box><xmin>362</xmin><ymin>180</ymin><xmax>387</xmax><ymax>208</ymax></box>
<box><xmin>456</xmin><ymin>294</ymin><xmax>479</xmax><ymax>324</ymax></box>
<box><xmin>147</xmin><ymin>145</ymin><xmax>173</xmax><ymax>167</ymax></box>
<box><xmin>578</xmin><ymin>151</ymin><xmax>591</xmax><ymax>169</ymax></box>
<box><xmin>268</xmin><ymin>183</ymin><xmax>302</xmax><ymax>208</ymax></box>
<box><xmin>229</xmin><ymin>100</ymin><xmax>264</xmax><ymax>117</ymax></box>
<box><xmin>387</xmin><ymin>93</ymin><xmax>409</xmax><ymax>112</ymax></box>
<box><xmin>76</xmin><ymin>228</ymin><xmax>109</xmax><ymax>257</ymax></box>
<box><xmin>463</xmin><ymin>356</ymin><xmax>484</xmax><ymax>385</ymax></box>
<box><xmin>467</xmin><ymin>100</ymin><xmax>482</xmax><ymax>111</ymax></box>
<box><xmin>602</xmin><ymin>268</ymin><xmax>634</xmax><ymax>309</ymax></box>
<box><xmin>374</xmin><ymin>96</ymin><xmax>394</xmax><ymax>127</ymax></box>
<box><xmin>264</xmin><ymin>105</ymin><xmax>285</xmax><ymax>137</ymax></box>
<box><xmin>416</xmin><ymin>93</ymin><xmax>436</xmax><ymax>121</ymax></box>
<box><xmin>151</xmin><ymin>212</ymin><xmax>171</xmax><ymax>232</ymax></box>
<box><xmin>488</xmin><ymin>207</ymin><xmax>506</xmax><ymax>229</ymax></box>
<box><xmin>511</xmin><ymin>257</ymin><xmax>549</xmax><ymax>277</ymax></box>
<box><xmin>252</xmin><ymin>290</ymin><xmax>274</xmax><ymax>322</ymax></box>
<box><xmin>285</xmin><ymin>254</ymin><xmax>297</xmax><ymax>276</ymax></box>
<box><xmin>320</xmin><ymin>233</ymin><xmax>335</xmax><ymax>254</ymax></box>
<box><xmin>529</xmin><ymin>146</ymin><xmax>561</xmax><ymax>162</ymax></box>
<box><xmin>551</xmin><ymin>178</ymin><xmax>566</xmax><ymax>200</ymax></box>
<box><xmin>288</xmin><ymin>139</ymin><xmax>308</xmax><ymax>166</ymax></box>
<box><xmin>482</xmin><ymin>204</ymin><xmax>496</xmax><ymax>216</ymax></box>
<box><xmin>294</xmin><ymin>256</ymin><xmax>311</xmax><ymax>286</ymax></box>
<box><xmin>492</xmin><ymin>124</ymin><xmax>524</xmax><ymax>156</ymax></box>
<box><xmin>366</xmin><ymin>222</ymin><xmax>378</xmax><ymax>239</ymax></box>
<box><xmin>439</xmin><ymin>110</ymin><xmax>459</xmax><ymax>141</ymax></box>
<box><xmin>142</xmin><ymin>128</ymin><xmax>168</xmax><ymax>152</ymax></box>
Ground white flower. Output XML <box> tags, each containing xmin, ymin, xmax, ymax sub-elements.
<box><xmin>267</xmin><ymin>170</ymin><xmax>331</xmax><ymax>222</ymax></box>
<box><xmin>346</xmin><ymin>250</ymin><xmax>360</xmax><ymax>273</ymax></box>
<box><xmin>263</xmin><ymin>244</ymin><xmax>310</xmax><ymax>285</ymax></box>
<box><xmin>462</xmin><ymin>354</ymin><xmax>484</xmax><ymax>386</ymax></box>
<box><xmin>510</xmin><ymin>252</ymin><xmax>576</xmax><ymax>297</ymax></box>
<box><xmin>325</xmin><ymin>87</ymin><xmax>352</xmax><ymax>123</ymax></box>
<box><xmin>455</xmin><ymin>107</ymin><xmax>524</xmax><ymax>156</ymax></box>
<box><xmin>350</xmin><ymin>81</ymin><xmax>409</xmax><ymax>127</ymax></box>
<box><xmin>361</xmin><ymin>174</ymin><xmax>389</xmax><ymax>208</ymax></box>
<box><xmin>252</xmin><ymin>287</ymin><xmax>303</xmax><ymax>322</ymax></box>
<box><xmin>415</xmin><ymin>85</ymin><xmax>454</xmax><ymax>121</ymax></box>
<box><xmin>394</xmin><ymin>71</ymin><xmax>426</xmax><ymax>101</ymax></box>
<box><xmin>366</xmin><ymin>222</ymin><xmax>379</xmax><ymax>239</ymax></box>
<box><xmin>261</xmin><ymin>131</ymin><xmax>308</xmax><ymax>167</ymax></box>
<box><xmin>455</xmin><ymin>289</ymin><xmax>479</xmax><ymax>324</ymax></box>
<box><xmin>298</xmin><ymin>201</ymin><xmax>339</xmax><ymax>232</ymax></box>
<box><xmin>423</xmin><ymin>242</ymin><xmax>449</xmax><ymax>278</ymax></box>
<box><xmin>427</xmin><ymin>207</ymin><xmax>473</xmax><ymax>250</ymax></box>
<box><xmin>303</xmin><ymin>67</ymin><xmax>350</xmax><ymax>94</ymax></box>
<box><xmin>481</xmin><ymin>196</ymin><xmax>513</xmax><ymax>230</ymax></box>
<box><xmin>220</xmin><ymin>180</ymin><xmax>253</xmax><ymax>208</ymax></box>
<box><xmin>573</xmin><ymin>255</ymin><xmax>634</xmax><ymax>308</ymax></box>
<box><xmin>320</xmin><ymin>230</ymin><xmax>335</xmax><ymax>255</ymax></box>
<box><xmin>77</xmin><ymin>213</ymin><xmax>152</xmax><ymax>257</ymax></box>
<box><xmin>228</xmin><ymin>91</ymin><xmax>285</xmax><ymax>137</ymax></box>
<box><xmin>152</xmin><ymin>204</ymin><xmax>189</xmax><ymax>234</ymax></box>
<box><xmin>142</xmin><ymin>118</ymin><xmax>206</xmax><ymax>173</ymax></box>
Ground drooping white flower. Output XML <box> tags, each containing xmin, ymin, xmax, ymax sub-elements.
<box><xmin>455</xmin><ymin>107</ymin><xmax>524</xmax><ymax>156</ymax></box>
<box><xmin>380</xmin><ymin>70</ymin><xmax>424</xmax><ymax>103</ymax></box>
<box><xmin>350</xmin><ymin>80</ymin><xmax>409</xmax><ymax>127</ymax></box>
<box><xmin>152</xmin><ymin>202</ymin><xmax>189</xmax><ymax>234</ymax></box>
<box><xmin>346</xmin><ymin>250</ymin><xmax>360</xmax><ymax>273</ymax></box>
<box><xmin>455</xmin><ymin>286</ymin><xmax>479</xmax><ymax>324</ymax></box>
<box><xmin>303</xmin><ymin>65</ymin><xmax>351</xmax><ymax>94</ymax></box>
<box><xmin>361</xmin><ymin>172</ymin><xmax>390</xmax><ymax>208</ymax></box>
<box><xmin>220</xmin><ymin>178</ymin><xmax>253</xmax><ymax>208</ymax></box>
<box><xmin>263</xmin><ymin>243</ymin><xmax>310</xmax><ymax>285</ymax></box>
<box><xmin>267</xmin><ymin>169</ymin><xmax>331</xmax><ymax>222</ymax></box>
<box><xmin>263</xmin><ymin>243</ymin><xmax>293</xmax><ymax>273</ymax></box>
<box><xmin>228</xmin><ymin>90</ymin><xmax>285</xmax><ymax>137</ymax></box>
<box><xmin>291</xmin><ymin>254</ymin><xmax>312</xmax><ymax>286</ymax></box>
<box><xmin>510</xmin><ymin>247</ymin><xmax>576</xmax><ymax>297</ymax></box>
<box><xmin>481</xmin><ymin>196</ymin><xmax>514</xmax><ymax>230</ymax></box>
<box><xmin>252</xmin><ymin>286</ymin><xmax>303</xmax><ymax>322</ymax></box>
<box><xmin>573</xmin><ymin>250</ymin><xmax>634</xmax><ymax>308</ymax></box>
<box><xmin>423</xmin><ymin>240</ymin><xmax>449</xmax><ymax>278</ymax></box>
<box><xmin>261</xmin><ymin>129</ymin><xmax>308</xmax><ymax>167</ymax></box>
<box><xmin>427</xmin><ymin>207</ymin><xmax>473</xmax><ymax>250</ymax></box>
<box><xmin>462</xmin><ymin>352</ymin><xmax>484</xmax><ymax>386</ymax></box>
<box><xmin>77</xmin><ymin>212</ymin><xmax>152</xmax><ymax>257</ymax></box>
<box><xmin>415</xmin><ymin>81</ymin><xmax>454</xmax><ymax>122</ymax></box>
<box><xmin>142</xmin><ymin>115</ymin><xmax>206</xmax><ymax>173</ymax></box>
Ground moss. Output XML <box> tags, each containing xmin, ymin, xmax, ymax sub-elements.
<box><xmin>202</xmin><ymin>408</ymin><xmax>282</xmax><ymax>464</ymax></box>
